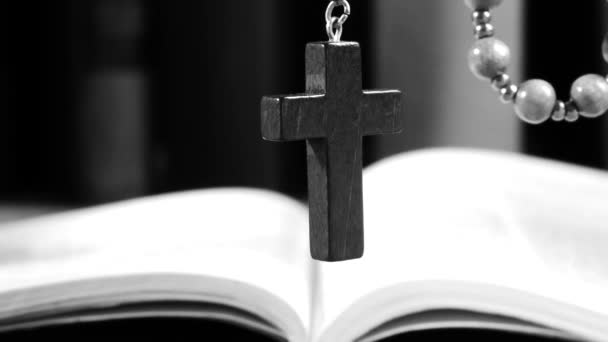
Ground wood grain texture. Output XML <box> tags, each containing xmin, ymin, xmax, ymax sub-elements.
<box><xmin>261</xmin><ymin>42</ymin><xmax>403</xmax><ymax>261</ymax></box>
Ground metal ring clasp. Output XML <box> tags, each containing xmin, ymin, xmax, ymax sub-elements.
<box><xmin>325</xmin><ymin>0</ymin><xmax>351</xmax><ymax>42</ymax></box>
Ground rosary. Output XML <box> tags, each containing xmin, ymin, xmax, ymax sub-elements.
<box><xmin>465</xmin><ymin>0</ymin><xmax>608</xmax><ymax>124</ymax></box>
<box><xmin>261</xmin><ymin>0</ymin><xmax>608</xmax><ymax>262</ymax></box>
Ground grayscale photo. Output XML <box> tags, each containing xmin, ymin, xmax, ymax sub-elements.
<box><xmin>0</xmin><ymin>0</ymin><xmax>607</xmax><ymax>341</ymax></box>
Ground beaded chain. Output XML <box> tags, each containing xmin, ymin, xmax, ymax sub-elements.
<box><xmin>464</xmin><ymin>0</ymin><xmax>608</xmax><ymax>124</ymax></box>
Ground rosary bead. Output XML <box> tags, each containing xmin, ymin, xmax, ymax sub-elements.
<box><xmin>468</xmin><ymin>37</ymin><xmax>510</xmax><ymax>80</ymax></box>
<box><xmin>499</xmin><ymin>84</ymin><xmax>518</xmax><ymax>103</ymax></box>
<box><xmin>491</xmin><ymin>73</ymin><xmax>510</xmax><ymax>91</ymax></box>
<box><xmin>464</xmin><ymin>0</ymin><xmax>608</xmax><ymax>125</ymax></box>
<box><xmin>464</xmin><ymin>0</ymin><xmax>503</xmax><ymax>10</ymax></box>
<box><xmin>570</xmin><ymin>74</ymin><xmax>608</xmax><ymax>118</ymax></box>
<box><xmin>472</xmin><ymin>10</ymin><xmax>491</xmax><ymax>25</ymax></box>
<box><xmin>513</xmin><ymin>79</ymin><xmax>555</xmax><ymax>124</ymax></box>
<box><xmin>565</xmin><ymin>101</ymin><xmax>580</xmax><ymax>122</ymax></box>
<box><xmin>551</xmin><ymin>101</ymin><xmax>566</xmax><ymax>122</ymax></box>
<box><xmin>474</xmin><ymin>23</ymin><xmax>495</xmax><ymax>39</ymax></box>
<box><xmin>565</xmin><ymin>101</ymin><xmax>579</xmax><ymax>122</ymax></box>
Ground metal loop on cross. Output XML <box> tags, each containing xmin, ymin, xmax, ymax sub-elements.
<box><xmin>325</xmin><ymin>0</ymin><xmax>350</xmax><ymax>42</ymax></box>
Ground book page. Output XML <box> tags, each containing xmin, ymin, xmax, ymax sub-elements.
<box><xmin>357</xmin><ymin>310</ymin><xmax>575</xmax><ymax>342</ymax></box>
<box><xmin>314</xmin><ymin>149</ymin><xmax>608</xmax><ymax>342</ymax></box>
<box><xmin>0</xmin><ymin>189</ymin><xmax>313</xmax><ymax>342</ymax></box>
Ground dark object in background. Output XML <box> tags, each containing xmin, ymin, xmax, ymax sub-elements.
<box><xmin>146</xmin><ymin>1</ymin><xmax>294</xmax><ymax>195</ymax></box>
<box><xmin>73</xmin><ymin>0</ymin><xmax>148</xmax><ymax>203</ymax></box>
<box><xmin>2</xmin><ymin>0</ymin><xmax>149</xmax><ymax>204</ymax></box>
<box><xmin>1</xmin><ymin>0</ymin><xmax>374</xmax><ymax>204</ymax></box>
<box><xmin>0</xmin><ymin>21</ymin><xmax>15</xmax><ymax>196</ymax></box>
<box><xmin>2</xmin><ymin>2</ymin><xmax>74</xmax><ymax>202</ymax></box>
<box><xmin>4</xmin><ymin>0</ymin><xmax>608</xmax><ymax>206</ymax></box>
<box><xmin>147</xmin><ymin>0</ymin><xmax>375</xmax><ymax>199</ymax></box>
<box><xmin>523</xmin><ymin>0</ymin><xmax>608</xmax><ymax>168</ymax></box>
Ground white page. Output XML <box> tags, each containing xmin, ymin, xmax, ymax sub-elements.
<box><xmin>315</xmin><ymin>149</ymin><xmax>608</xmax><ymax>342</ymax></box>
<box><xmin>0</xmin><ymin>189</ymin><xmax>313</xmax><ymax>342</ymax></box>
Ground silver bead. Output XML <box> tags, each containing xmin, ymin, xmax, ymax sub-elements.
<box><xmin>570</xmin><ymin>74</ymin><xmax>608</xmax><ymax>118</ymax></box>
<box><xmin>472</xmin><ymin>10</ymin><xmax>491</xmax><ymax>25</ymax></box>
<box><xmin>464</xmin><ymin>0</ymin><xmax>503</xmax><ymax>10</ymax></box>
<box><xmin>468</xmin><ymin>37</ymin><xmax>511</xmax><ymax>80</ymax></box>
<box><xmin>551</xmin><ymin>101</ymin><xmax>566</xmax><ymax>122</ymax></box>
<box><xmin>491</xmin><ymin>73</ymin><xmax>510</xmax><ymax>91</ymax></box>
<box><xmin>474</xmin><ymin>23</ymin><xmax>495</xmax><ymax>39</ymax></box>
<box><xmin>514</xmin><ymin>79</ymin><xmax>556</xmax><ymax>124</ymax></box>
<box><xmin>565</xmin><ymin>101</ymin><xmax>580</xmax><ymax>122</ymax></box>
<box><xmin>499</xmin><ymin>84</ymin><xmax>518</xmax><ymax>103</ymax></box>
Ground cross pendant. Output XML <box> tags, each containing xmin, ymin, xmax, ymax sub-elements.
<box><xmin>261</xmin><ymin>42</ymin><xmax>403</xmax><ymax>262</ymax></box>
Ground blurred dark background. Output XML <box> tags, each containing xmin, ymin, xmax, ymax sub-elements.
<box><xmin>1</xmin><ymin>0</ymin><xmax>607</xmax><ymax>208</ymax></box>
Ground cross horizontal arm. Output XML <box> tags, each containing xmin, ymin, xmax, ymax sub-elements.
<box><xmin>261</xmin><ymin>94</ymin><xmax>326</xmax><ymax>142</ymax></box>
<box><xmin>361</xmin><ymin>90</ymin><xmax>403</xmax><ymax>136</ymax></box>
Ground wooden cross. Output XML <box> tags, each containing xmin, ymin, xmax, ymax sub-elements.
<box><xmin>261</xmin><ymin>42</ymin><xmax>402</xmax><ymax>262</ymax></box>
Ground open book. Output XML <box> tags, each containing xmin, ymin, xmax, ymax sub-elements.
<box><xmin>1</xmin><ymin>148</ymin><xmax>608</xmax><ymax>341</ymax></box>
